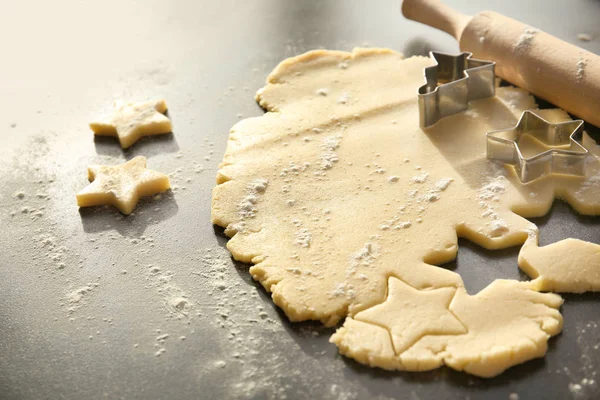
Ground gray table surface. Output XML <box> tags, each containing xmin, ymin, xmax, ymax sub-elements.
<box><xmin>1</xmin><ymin>1</ymin><xmax>599</xmax><ymax>399</ymax></box>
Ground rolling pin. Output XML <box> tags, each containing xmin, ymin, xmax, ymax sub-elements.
<box><xmin>401</xmin><ymin>0</ymin><xmax>600</xmax><ymax>127</ymax></box>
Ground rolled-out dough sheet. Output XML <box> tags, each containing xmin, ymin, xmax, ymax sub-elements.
<box><xmin>212</xmin><ymin>48</ymin><xmax>600</xmax><ymax>377</ymax></box>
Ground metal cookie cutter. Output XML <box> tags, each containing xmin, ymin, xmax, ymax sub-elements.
<box><xmin>418</xmin><ymin>52</ymin><xmax>496</xmax><ymax>128</ymax></box>
<box><xmin>486</xmin><ymin>110</ymin><xmax>588</xmax><ymax>183</ymax></box>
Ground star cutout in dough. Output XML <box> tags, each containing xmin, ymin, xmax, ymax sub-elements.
<box><xmin>355</xmin><ymin>277</ymin><xmax>467</xmax><ymax>354</ymax></box>
<box><xmin>76</xmin><ymin>156</ymin><xmax>171</xmax><ymax>215</ymax></box>
<box><xmin>90</xmin><ymin>99</ymin><xmax>172</xmax><ymax>149</ymax></box>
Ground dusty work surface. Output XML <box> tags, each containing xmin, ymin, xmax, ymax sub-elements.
<box><xmin>1</xmin><ymin>1</ymin><xmax>599</xmax><ymax>399</ymax></box>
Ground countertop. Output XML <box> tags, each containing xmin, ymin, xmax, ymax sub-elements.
<box><xmin>1</xmin><ymin>1</ymin><xmax>599</xmax><ymax>399</ymax></box>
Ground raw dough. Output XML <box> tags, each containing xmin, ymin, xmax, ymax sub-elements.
<box><xmin>77</xmin><ymin>156</ymin><xmax>170</xmax><ymax>215</ymax></box>
<box><xmin>90</xmin><ymin>99</ymin><xmax>172</xmax><ymax>148</ymax></box>
<box><xmin>519</xmin><ymin>238</ymin><xmax>600</xmax><ymax>293</ymax></box>
<box><xmin>334</xmin><ymin>279</ymin><xmax>563</xmax><ymax>377</ymax></box>
<box><xmin>353</xmin><ymin>277</ymin><xmax>467</xmax><ymax>354</ymax></box>
<box><xmin>211</xmin><ymin>48</ymin><xmax>600</xmax><ymax>377</ymax></box>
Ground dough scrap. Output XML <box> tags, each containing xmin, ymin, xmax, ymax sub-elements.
<box><xmin>519</xmin><ymin>238</ymin><xmax>600</xmax><ymax>293</ymax></box>
<box><xmin>90</xmin><ymin>99</ymin><xmax>172</xmax><ymax>148</ymax></box>
<box><xmin>211</xmin><ymin>48</ymin><xmax>600</xmax><ymax>377</ymax></box>
<box><xmin>77</xmin><ymin>156</ymin><xmax>170</xmax><ymax>215</ymax></box>
<box><xmin>333</xmin><ymin>279</ymin><xmax>563</xmax><ymax>378</ymax></box>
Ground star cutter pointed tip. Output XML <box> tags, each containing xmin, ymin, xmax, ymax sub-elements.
<box><xmin>486</xmin><ymin>110</ymin><xmax>588</xmax><ymax>184</ymax></box>
<box><xmin>418</xmin><ymin>51</ymin><xmax>496</xmax><ymax>129</ymax></box>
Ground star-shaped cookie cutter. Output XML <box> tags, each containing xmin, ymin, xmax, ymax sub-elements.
<box><xmin>486</xmin><ymin>111</ymin><xmax>588</xmax><ymax>183</ymax></box>
<box><xmin>418</xmin><ymin>52</ymin><xmax>496</xmax><ymax>128</ymax></box>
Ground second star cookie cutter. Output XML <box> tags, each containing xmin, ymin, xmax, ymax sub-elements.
<box><xmin>418</xmin><ymin>52</ymin><xmax>496</xmax><ymax>128</ymax></box>
<box><xmin>486</xmin><ymin>110</ymin><xmax>588</xmax><ymax>183</ymax></box>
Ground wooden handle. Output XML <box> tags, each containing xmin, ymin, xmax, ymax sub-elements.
<box><xmin>401</xmin><ymin>0</ymin><xmax>470</xmax><ymax>40</ymax></box>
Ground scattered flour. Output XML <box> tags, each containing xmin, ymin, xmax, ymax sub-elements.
<box><xmin>294</xmin><ymin>228</ymin><xmax>312</xmax><ymax>248</ymax></box>
<box><xmin>577</xmin><ymin>33</ymin><xmax>593</xmax><ymax>42</ymax></box>
<box><xmin>280</xmin><ymin>161</ymin><xmax>310</xmax><ymax>177</ymax></box>
<box><xmin>419</xmin><ymin>178</ymin><xmax>453</xmax><ymax>203</ymax></box>
<box><xmin>574</xmin><ymin>175</ymin><xmax>600</xmax><ymax>201</ymax></box>
<box><xmin>394</xmin><ymin>221</ymin><xmax>412</xmax><ymax>230</ymax></box>
<box><xmin>425</xmin><ymin>193</ymin><xmax>440</xmax><ymax>202</ymax></box>
<box><xmin>146</xmin><ymin>265</ymin><xmax>194</xmax><ymax>320</ymax></box>
<box><xmin>477</xmin><ymin>177</ymin><xmax>508</xmax><ymax>230</ymax></box>
<box><xmin>346</xmin><ymin>243</ymin><xmax>378</xmax><ymax>277</ymax></box>
<box><xmin>329</xmin><ymin>281</ymin><xmax>356</xmax><ymax>299</ymax></box>
<box><xmin>514</xmin><ymin>27</ymin><xmax>540</xmax><ymax>54</ymax></box>
<box><xmin>478</xmin><ymin>178</ymin><xmax>506</xmax><ymax>201</ymax></box>
<box><xmin>490</xmin><ymin>219</ymin><xmax>509</xmax><ymax>237</ymax></box>
<box><xmin>576</xmin><ymin>57</ymin><xmax>587</xmax><ymax>82</ymax></box>
<box><xmin>568</xmin><ymin>383</ymin><xmax>583</xmax><ymax>395</ymax></box>
<box><xmin>435</xmin><ymin>178</ymin><xmax>453</xmax><ymax>191</ymax></box>
<box><xmin>336</xmin><ymin>92</ymin><xmax>350</xmax><ymax>105</ymax></box>
<box><xmin>331</xmin><ymin>282</ymin><xmax>347</xmax><ymax>297</ymax></box>
<box><xmin>319</xmin><ymin>136</ymin><xmax>342</xmax><ymax>170</ymax></box>
<box><xmin>411</xmin><ymin>172</ymin><xmax>429</xmax><ymax>184</ymax></box>
<box><xmin>66</xmin><ymin>283</ymin><xmax>100</xmax><ymax>313</ymax></box>
<box><xmin>197</xmin><ymin>247</ymin><xmax>326</xmax><ymax>398</ymax></box>
<box><xmin>479</xmin><ymin>28</ymin><xmax>490</xmax><ymax>44</ymax></box>
<box><xmin>238</xmin><ymin>178</ymin><xmax>269</xmax><ymax>219</ymax></box>
<box><xmin>67</xmin><ymin>284</ymin><xmax>98</xmax><ymax>304</ymax></box>
<box><xmin>35</xmin><ymin>233</ymin><xmax>68</xmax><ymax>269</ymax></box>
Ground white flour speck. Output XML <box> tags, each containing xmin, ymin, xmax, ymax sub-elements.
<box><xmin>514</xmin><ymin>27</ymin><xmax>539</xmax><ymax>54</ymax></box>
<box><xmin>490</xmin><ymin>219</ymin><xmax>509</xmax><ymax>237</ymax></box>
<box><xmin>238</xmin><ymin>178</ymin><xmax>269</xmax><ymax>219</ymax></box>
<box><xmin>478</xmin><ymin>178</ymin><xmax>506</xmax><ymax>201</ymax></box>
<box><xmin>568</xmin><ymin>383</ymin><xmax>582</xmax><ymax>394</ymax></box>
<box><xmin>436</xmin><ymin>178</ymin><xmax>453</xmax><ymax>191</ymax></box>
<box><xmin>294</xmin><ymin>228</ymin><xmax>312</xmax><ymax>248</ymax></box>
<box><xmin>394</xmin><ymin>221</ymin><xmax>412</xmax><ymax>230</ymax></box>
<box><xmin>319</xmin><ymin>136</ymin><xmax>341</xmax><ymax>170</ymax></box>
<box><xmin>577</xmin><ymin>33</ymin><xmax>593</xmax><ymax>42</ymax></box>
<box><xmin>346</xmin><ymin>243</ymin><xmax>378</xmax><ymax>277</ymax></box>
<box><xmin>577</xmin><ymin>58</ymin><xmax>587</xmax><ymax>82</ymax></box>
<box><xmin>337</xmin><ymin>92</ymin><xmax>350</xmax><ymax>105</ymax></box>
<box><xmin>575</xmin><ymin>175</ymin><xmax>600</xmax><ymax>200</ymax></box>
<box><xmin>412</xmin><ymin>173</ymin><xmax>429</xmax><ymax>183</ymax></box>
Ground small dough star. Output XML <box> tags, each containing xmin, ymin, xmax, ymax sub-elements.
<box><xmin>90</xmin><ymin>99</ymin><xmax>172</xmax><ymax>149</ymax></box>
<box><xmin>76</xmin><ymin>156</ymin><xmax>171</xmax><ymax>215</ymax></box>
<box><xmin>355</xmin><ymin>277</ymin><xmax>467</xmax><ymax>353</ymax></box>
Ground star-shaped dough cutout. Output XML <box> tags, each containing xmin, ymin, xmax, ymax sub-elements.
<box><xmin>90</xmin><ymin>99</ymin><xmax>172</xmax><ymax>149</ymax></box>
<box><xmin>76</xmin><ymin>156</ymin><xmax>171</xmax><ymax>215</ymax></box>
<box><xmin>355</xmin><ymin>277</ymin><xmax>467</xmax><ymax>354</ymax></box>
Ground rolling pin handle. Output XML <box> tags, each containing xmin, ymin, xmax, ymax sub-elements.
<box><xmin>401</xmin><ymin>0</ymin><xmax>470</xmax><ymax>40</ymax></box>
